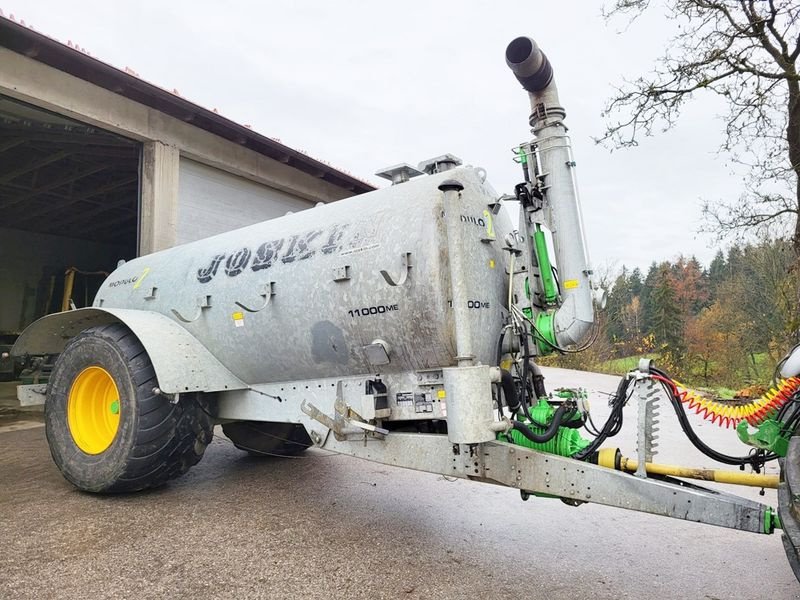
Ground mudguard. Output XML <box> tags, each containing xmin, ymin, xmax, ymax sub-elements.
<box><xmin>12</xmin><ymin>308</ymin><xmax>246</xmax><ymax>394</ymax></box>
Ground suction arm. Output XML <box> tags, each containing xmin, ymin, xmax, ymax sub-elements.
<box><xmin>506</xmin><ymin>36</ymin><xmax>594</xmax><ymax>350</ymax></box>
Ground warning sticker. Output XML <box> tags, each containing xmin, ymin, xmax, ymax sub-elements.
<box><xmin>414</xmin><ymin>393</ymin><xmax>433</xmax><ymax>413</ymax></box>
<box><xmin>396</xmin><ymin>392</ymin><xmax>413</xmax><ymax>404</ymax></box>
<box><xmin>232</xmin><ymin>311</ymin><xmax>245</xmax><ymax>327</ymax></box>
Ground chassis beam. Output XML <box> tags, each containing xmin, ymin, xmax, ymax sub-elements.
<box><xmin>324</xmin><ymin>433</ymin><xmax>774</xmax><ymax>535</ymax></box>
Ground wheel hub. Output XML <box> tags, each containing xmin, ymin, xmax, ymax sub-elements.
<box><xmin>67</xmin><ymin>366</ymin><xmax>120</xmax><ymax>454</ymax></box>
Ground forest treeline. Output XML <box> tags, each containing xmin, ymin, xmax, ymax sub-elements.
<box><xmin>546</xmin><ymin>239</ymin><xmax>800</xmax><ymax>389</ymax></box>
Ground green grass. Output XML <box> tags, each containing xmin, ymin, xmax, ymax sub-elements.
<box><xmin>747</xmin><ymin>352</ymin><xmax>771</xmax><ymax>379</ymax></box>
<box><xmin>712</xmin><ymin>387</ymin><xmax>737</xmax><ymax>400</ymax></box>
<box><xmin>598</xmin><ymin>355</ymin><xmax>658</xmax><ymax>375</ymax></box>
<box><xmin>594</xmin><ymin>351</ymin><xmax>775</xmax><ymax>397</ymax></box>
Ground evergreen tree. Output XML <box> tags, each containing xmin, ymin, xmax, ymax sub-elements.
<box><xmin>727</xmin><ymin>246</ymin><xmax>744</xmax><ymax>278</ymax></box>
<box><xmin>707</xmin><ymin>250</ymin><xmax>726</xmax><ymax>301</ymax></box>
<box><xmin>628</xmin><ymin>268</ymin><xmax>643</xmax><ymax>298</ymax></box>
<box><xmin>650</xmin><ymin>264</ymin><xmax>685</xmax><ymax>362</ymax></box>
<box><xmin>605</xmin><ymin>267</ymin><xmax>631</xmax><ymax>342</ymax></box>
<box><xmin>641</xmin><ymin>262</ymin><xmax>659</xmax><ymax>336</ymax></box>
<box><xmin>590</xmin><ymin>238</ymin><xmax>799</xmax><ymax>384</ymax></box>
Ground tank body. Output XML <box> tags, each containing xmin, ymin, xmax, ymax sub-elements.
<box><xmin>95</xmin><ymin>167</ymin><xmax>512</xmax><ymax>384</ymax></box>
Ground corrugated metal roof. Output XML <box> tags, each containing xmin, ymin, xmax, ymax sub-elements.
<box><xmin>0</xmin><ymin>11</ymin><xmax>376</xmax><ymax>195</ymax></box>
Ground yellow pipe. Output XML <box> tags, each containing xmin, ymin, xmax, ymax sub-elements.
<box><xmin>621</xmin><ymin>456</ymin><xmax>778</xmax><ymax>489</ymax></box>
<box><xmin>596</xmin><ymin>447</ymin><xmax>778</xmax><ymax>488</ymax></box>
<box><xmin>61</xmin><ymin>268</ymin><xmax>76</xmax><ymax>312</ymax></box>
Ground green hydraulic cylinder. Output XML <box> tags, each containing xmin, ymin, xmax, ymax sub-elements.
<box><xmin>533</xmin><ymin>224</ymin><xmax>558</xmax><ymax>306</ymax></box>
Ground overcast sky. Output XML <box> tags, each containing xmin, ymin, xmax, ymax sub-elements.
<box><xmin>4</xmin><ymin>1</ymin><xmax>752</xmax><ymax>273</ymax></box>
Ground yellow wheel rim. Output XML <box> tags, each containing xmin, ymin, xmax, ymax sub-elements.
<box><xmin>67</xmin><ymin>366</ymin><xmax>121</xmax><ymax>454</ymax></box>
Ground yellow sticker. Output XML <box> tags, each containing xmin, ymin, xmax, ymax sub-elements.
<box><xmin>437</xmin><ymin>390</ymin><xmax>446</xmax><ymax>399</ymax></box>
<box><xmin>483</xmin><ymin>209</ymin><xmax>496</xmax><ymax>240</ymax></box>
<box><xmin>232</xmin><ymin>311</ymin><xmax>245</xmax><ymax>327</ymax></box>
<box><xmin>489</xmin><ymin>259</ymin><xmax>495</xmax><ymax>269</ymax></box>
<box><xmin>563</xmin><ymin>279</ymin><xmax>580</xmax><ymax>289</ymax></box>
<box><xmin>132</xmin><ymin>267</ymin><xmax>151</xmax><ymax>289</ymax></box>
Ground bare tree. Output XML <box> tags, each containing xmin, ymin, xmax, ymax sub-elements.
<box><xmin>600</xmin><ymin>1</ymin><xmax>800</xmax><ymax>253</ymax></box>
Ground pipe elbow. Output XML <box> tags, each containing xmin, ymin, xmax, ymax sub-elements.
<box><xmin>554</xmin><ymin>317</ymin><xmax>593</xmax><ymax>348</ymax></box>
<box><xmin>553</xmin><ymin>294</ymin><xmax>594</xmax><ymax>348</ymax></box>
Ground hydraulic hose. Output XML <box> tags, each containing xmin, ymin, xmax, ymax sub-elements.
<box><xmin>500</xmin><ymin>369</ymin><xmax>521</xmax><ymax>413</ymax></box>
<box><xmin>495</xmin><ymin>328</ymin><xmax>507</xmax><ymax>366</ymax></box>
<box><xmin>520</xmin><ymin>328</ymin><xmax>531</xmax><ymax>411</ymax></box>
<box><xmin>512</xmin><ymin>404</ymin><xmax>568</xmax><ymax>444</ymax></box>
<box><xmin>495</xmin><ymin>324</ymin><xmax>547</xmax><ymax>415</ymax></box>
<box><xmin>528</xmin><ymin>359</ymin><xmax>547</xmax><ymax>399</ymax></box>
<box><xmin>651</xmin><ymin>367</ymin><xmax>778</xmax><ymax>468</ymax></box>
<box><xmin>573</xmin><ymin>375</ymin><xmax>630</xmax><ymax>460</ymax></box>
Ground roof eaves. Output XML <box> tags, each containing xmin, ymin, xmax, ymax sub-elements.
<box><xmin>0</xmin><ymin>12</ymin><xmax>376</xmax><ymax>195</ymax></box>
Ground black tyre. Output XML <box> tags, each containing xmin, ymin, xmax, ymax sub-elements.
<box><xmin>222</xmin><ymin>421</ymin><xmax>312</xmax><ymax>457</ymax></box>
<box><xmin>45</xmin><ymin>323</ymin><xmax>214</xmax><ymax>493</ymax></box>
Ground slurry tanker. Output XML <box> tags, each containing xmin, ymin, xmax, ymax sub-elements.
<box><xmin>13</xmin><ymin>36</ymin><xmax>800</xmax><ymax>580</ymax></box>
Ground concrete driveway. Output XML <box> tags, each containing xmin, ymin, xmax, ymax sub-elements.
<box><xmin>1</xmin><ymin>367</ymin><xmax>798</xmax><ymax>599</ymax></box>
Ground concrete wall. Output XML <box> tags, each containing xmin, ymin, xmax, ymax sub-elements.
<box><xmin>0</xmin><ymin>227</ymin><xmax>129</xmax><ymax>333</ymax></box>
<box><xmin>140</xmin><ymin>141</ymin><xmax>180</xmax><ymax>253</ymax></box>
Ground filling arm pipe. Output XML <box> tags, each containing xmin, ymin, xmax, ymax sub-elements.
<box><xmin>506</xmin><ymin>37</ymin><xmax>594</xmax><ymax>348</ymax></box>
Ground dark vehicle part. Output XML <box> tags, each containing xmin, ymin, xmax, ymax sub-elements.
<box><xmin>222</xmin><ymin>421</ymin><xmax>313</xmax><ymax>457</ymax></box>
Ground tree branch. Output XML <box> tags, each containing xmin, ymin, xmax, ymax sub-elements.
<box><xmin>742</xmin><ymin>0</ymin><xmax>790</xmax><ymax>66</ymax></box>
<box><xmin>766</xmin><ymin>0</ymin><xmax>791</xmax><ymax>58</ymax></box>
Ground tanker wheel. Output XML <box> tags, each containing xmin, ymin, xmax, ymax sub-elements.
<box><xmin>45</xmin><ymin>323</ymin><xmax>214</xmax><ymax>493</ymax></box>
<box><xmin>222</xmin><ymin>421</ymin><xmax>312</xmax><ymax>457</ymax></box>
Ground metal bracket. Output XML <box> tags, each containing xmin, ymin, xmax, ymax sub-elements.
<box><xmin>634</xmin><ymin>376</ymin><xmax>660</xmax><ymax>478</ymax></box>
<box><xmin>380</xmin><ymin>252</ymin><xmax>412</xmax><ymax>286</ymax></box>
<box><xmin>301</xmin><ymin>399</ymin><xmax>341</xmax><ymax>436</ymax></box>
<box><xmin>301</xmin><ymin>381</ymin><xmax>388</xmax><ymax>442</ymax></box>
<box><xmin>333</xmin><ymin>266</ymin><xmax>351</xmax><ymax>282</ymax></box>
<box><xmin>235</xmin><ymin>282</ymin><xmax>276</xmax><ymax>313</ymax></box>
<box><xmin>171</xmin><ymin>295</ymin><xmax>212</xmax><ymax>323</ymax></box>
<box><xmin>152</xmin><ymin>386</ymin><xmax>180</xmax><ymax>405</ymax></box>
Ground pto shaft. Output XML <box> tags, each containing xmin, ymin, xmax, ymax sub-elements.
<box><xmin>598</xmin><ymin>448</ymin><xmax>778</xmax><ymax>489</ymax></box>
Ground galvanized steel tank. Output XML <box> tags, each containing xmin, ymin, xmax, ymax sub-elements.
<box><xmin>95</xmin><ymin>167</ymin><xmax>512</xmax><ymax>384</ymax></box>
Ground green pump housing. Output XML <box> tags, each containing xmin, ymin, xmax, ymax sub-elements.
<box><xmin>501</xmin><ymin>396</ymin><xmax>591</xmax><ymax>457</ymax></box>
